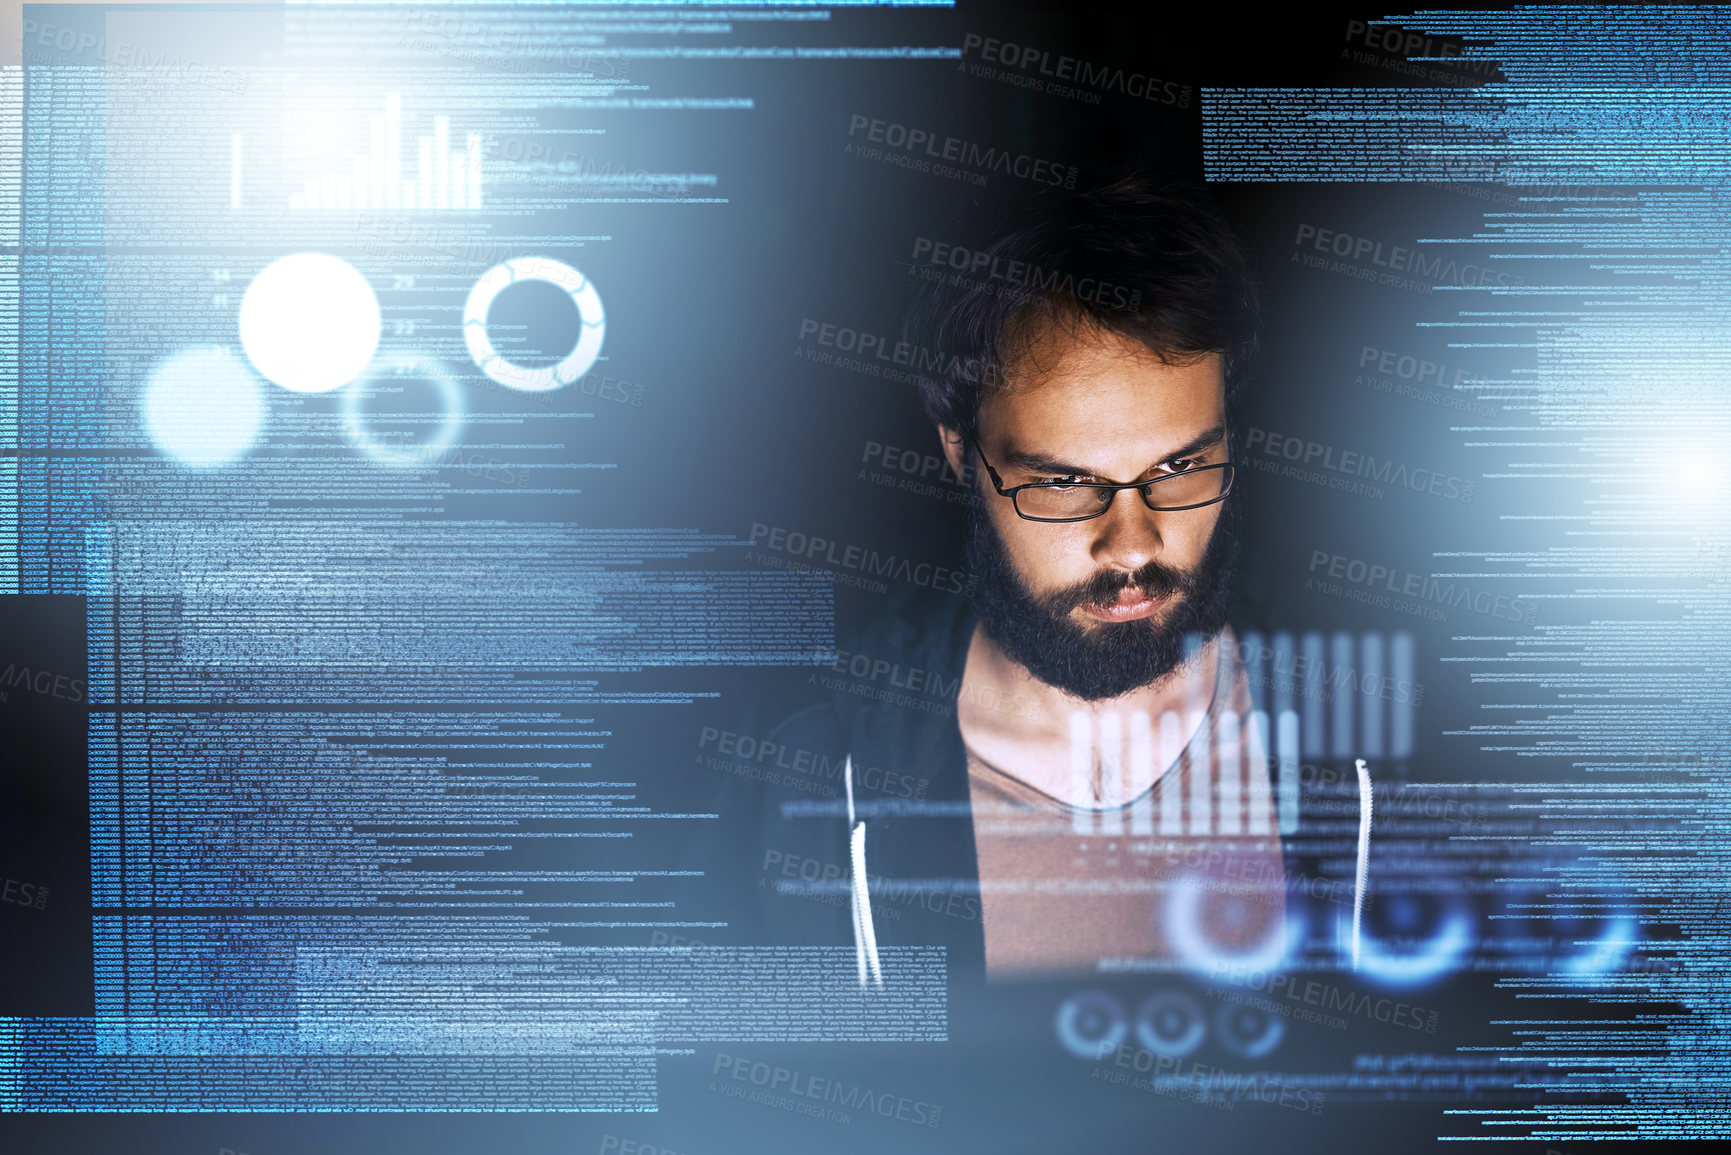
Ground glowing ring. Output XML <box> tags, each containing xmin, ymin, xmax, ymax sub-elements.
<box><xmin>463</xmin><ymin>257</ymin><xmax>605</xmax><ymax>392</ymax></box>
<box><xmin>1164</xmin><ymin>872</ymin><xmax>1292</xmax><ymax>974</ymax></box>
<box><xmin>341</xmin><ymin>353</ymin><xmax>464</xmax><ymax>467</ymax></box>
<box><xmin>1508</xmin><ymin>893</ymin><xmax>1640</xmax><ymax>978</ymax></box>
<box><xmin>1134</xmin><ymin>991</ymin><xmax>1207</xmax><ymax>1058</ymax></box>
<box><xmin>1054</xmin><ymin>991</ymin><xmax>1127</xmax><ymax>1060</ymax></box>
<box><xmin>1348</xmin><ymin>897</ymin><xmax>1475</xmax><ymax>988</ymax></box>
<box><xmin>1559</xmin><ymin>912</ymin><xmax>1638</xmax><ymax>977</ymax></box>
<box><xmin>1214</xmin><ymin>1001</ymin><xmax>1285</xmax><ymax>1060</ymax></box>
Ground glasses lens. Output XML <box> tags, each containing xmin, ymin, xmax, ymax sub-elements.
<box><xmin>1142</xmin><ymin>464</ymin><xmax>1232</xmax><ymax>511</ymax></box>
<box><xmin>1013</xmin><ymin>466</ymin><xmax>1233</xmax><ymax>520</ymax></box>
<box><xmin>1014</xmin><ymin>484</ymin><xmax>1116</xmax><ymax>520</ymax></box>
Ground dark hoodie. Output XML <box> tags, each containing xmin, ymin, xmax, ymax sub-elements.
<box><xmin>693</xmin><ymin>585</ymin><xmax>1374</xmax><ymax>991</ymax></box>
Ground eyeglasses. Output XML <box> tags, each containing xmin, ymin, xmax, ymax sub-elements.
<box><xmin>971</xmin><ymin>439</ymin><xmax>1235</xmax><ymax>523</ymax></box>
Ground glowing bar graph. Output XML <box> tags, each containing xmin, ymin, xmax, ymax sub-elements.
<box><xmin>417</xmin><ymin>135</ymin><xmax>433</xmax><ymax>209</ymax></box>
<box><xmin>385</xmin><ymin>94</ymin><xmax>402</xmax><ymax>208</ymax></box>
<box><xmin>229</xmin><ymin>133</ymin><xmax>243</xmax><ymax>210</ymax></box>
<box><xmin>292</xmin><ymin>94</ymin><xmax>481</xmax><ymax>212</ymax></box>
<box><xmin>433</xmin><ymin>115</ymin><xmax>449</xmax><ymax>209</ymax></box>
<box><xmin>467</xmin><ymin>133</ymin><xmax>483</xmax><ymax>208</ymax></box>
<box><xmin>1070</xmin><ymin>711</ymin><xmax>1092</xmax><ymax>835</ymax></box>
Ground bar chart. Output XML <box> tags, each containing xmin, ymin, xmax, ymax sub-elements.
<box><xmin>287</xmin><ymin>94</ymin><xmax>483</xmax><ymax>212</ymax></box>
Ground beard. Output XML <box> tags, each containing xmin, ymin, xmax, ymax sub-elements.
<box><xmin>963</xmin><ymin>494</ymin><xmax>1237</xmax><ymax>702</ymax></box>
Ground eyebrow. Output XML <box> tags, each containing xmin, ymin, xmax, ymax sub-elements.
<box><xmin>1002</xmin><ymin>426</ymin><xmax>1227</xmax><ymax>480</ymax></box>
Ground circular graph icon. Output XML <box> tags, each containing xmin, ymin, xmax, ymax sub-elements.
<box><xmin>1214</xmin><ymin>1000</ymin><xmax>1285</xmax><ymax>1060</ymax></box>
<box><xmin>463</xmin><ymin>257</ymin><xmax>605</xmax><ymax>392</ymax></box>
<box><xmin>1054</xmin><ymin>990</ymin><xmax>1128</xmax><ymax>1060</ymax></box>
<box><xmin>1134</xmin><ymin>990</ymin><xmax>1207</xmax><ymax>1058</ymax></box>
<box><xmin>1353</xmin><ymin>893</ymin><xmax>1476</xmax><ymax>986</ymax></box>
<box><xmin>341</xmin><ymin>353</ymin><xmax>464</xmax><ymax>467</ymax></box>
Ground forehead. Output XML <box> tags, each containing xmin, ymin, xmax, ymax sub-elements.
<box><xmin>979</xmin><ymin>322</ymin><xmax>1226</xmax><ymax>460</ymax></box>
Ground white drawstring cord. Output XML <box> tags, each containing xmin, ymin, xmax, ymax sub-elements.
<box><xmin>845</xmin><ymin>756</ymin><xmax>882</xmax><ymax>987</ymax></box>
<box><xmin>1352</xmin><ymin>757</ymin><xmax>1373</xmax><ymax>971</ymax></box>
<box><xmin>851</xmin><ymin>821</ymin><xmax>882</xmax><ymax>987</ymax></box>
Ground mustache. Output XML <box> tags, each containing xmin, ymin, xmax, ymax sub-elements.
<box><xmin>1038</xmin><ymin>558</ymin><xmax>1193</xmax><ymax>616</ymax></box>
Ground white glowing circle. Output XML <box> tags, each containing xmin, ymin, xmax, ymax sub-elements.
<box><xmin>463</xmin><ymin>256</ymin><xmax>605</xmax><ymax>392</ymax></box>
<box><xmin>142</xmin><ymin>347</ymin><xmax>265</xmax><ymax>467</ymax></box>
<box><xmin>239</xmin><ymin>253</ymin><xmax>381</xmax><ymax>393</ymax></box>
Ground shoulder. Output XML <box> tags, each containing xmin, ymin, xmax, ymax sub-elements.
<box><xmin>744</xmin><ymin>585</ymin><xmax>977</xmax><ymax>744</ymax></box>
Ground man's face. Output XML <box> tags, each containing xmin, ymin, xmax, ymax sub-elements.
<box><xmin>942</xmin><ymin>322</ymin><xmax>1234</xmax><ymax>700</ymax></box>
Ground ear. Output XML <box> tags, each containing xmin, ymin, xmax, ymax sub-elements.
<box><xmin>938</xmin><ymin>426</ymin><xmax>970</xmax><ymax>483</ymax></box>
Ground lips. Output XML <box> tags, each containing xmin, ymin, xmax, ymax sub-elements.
<box><xmin>1079</xmin><ymin>585</ymin><xmax>1171</xmax><ymax>623</ymax></box>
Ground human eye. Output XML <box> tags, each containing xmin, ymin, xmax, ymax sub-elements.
<box><xmin>1031</xmin><ymin>474</ymin><xmax>1091</xmax><ymax>489</ymax></box>
<box><xmin>1156</xmin><ymin>457</ymin><xmax>1201</xmax><ymax>476</ymax></box>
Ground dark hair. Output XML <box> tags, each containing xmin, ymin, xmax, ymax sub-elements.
<box><xmin>909</xmin><ymin>174</ymin><xmax>1260</xmax><ymax>441</ymax></box>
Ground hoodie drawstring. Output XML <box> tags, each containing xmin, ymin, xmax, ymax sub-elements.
<box><xmin>840</xmin><ymin>753</ymin><xmax>1371</xmax><ymax>980</ymax></box>
<box><xmin>1351</xmin><ymin>757</ymin><xmax>1374</xmax><ymax>971</ymax></box>
<box><xmin>845</xmin><ymin>756</ymin><xmax>883</xmax><ymax>987</ymax></box>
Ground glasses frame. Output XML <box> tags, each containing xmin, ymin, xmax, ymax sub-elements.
<box><xmin>970</xmin><ymin>438</ymin><xmax>1236</xmax><ymax>523</ymax></box>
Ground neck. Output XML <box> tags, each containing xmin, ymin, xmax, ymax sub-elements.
<box><xmin>957</xmin><ymin>623</ymin><xmax>1223</xmax><ymax>805</ymax></box>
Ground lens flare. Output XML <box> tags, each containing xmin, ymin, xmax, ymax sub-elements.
<box><xmin>142</xmin><ymin>347</ymin><xmax>266</xmax><ymax>467</ymax></box>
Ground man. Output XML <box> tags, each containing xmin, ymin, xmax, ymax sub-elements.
<box><xmin>706</xmin><ymin>176</ymin><xmax>1370</xmax><ymax>986</ymax></box>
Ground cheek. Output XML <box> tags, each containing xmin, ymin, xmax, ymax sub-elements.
<box><xmin>997</xmin><ymin>512</ymin><xmax>1094</xmax><ymax>588</ymax></box>
<box><xmin>1169</xmin><ymin>510</ymin><xmax>1224</xmax><ymax>568</ymax></box>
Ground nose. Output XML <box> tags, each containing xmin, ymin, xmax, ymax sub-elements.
<box><xmin>1088</xmin><ymin>487</ymin><xmax>1165</xmax><ymax>573</ymax></box>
